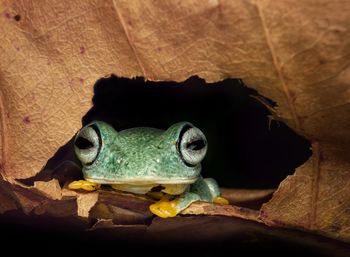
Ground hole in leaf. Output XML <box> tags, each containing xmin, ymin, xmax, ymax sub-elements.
<box><xmin>82</xmin><ymin>75</ymin><xmax>311</xmax><ymax>189</ymax></box>
<box><xmin>24</xmin><ymin>75</ymin><xmax>311</xmax><ymax>208</ymax></box>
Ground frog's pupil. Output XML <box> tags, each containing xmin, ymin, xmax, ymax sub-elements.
<box><xmin>187</xmin><ymin>140</ymin><xmax>206</xmax><ymax>151</ymax></box>
<box><xmin>75</xmin><ymin>136</ymin><xmax>94</xmax><ymax>149</ymax></box>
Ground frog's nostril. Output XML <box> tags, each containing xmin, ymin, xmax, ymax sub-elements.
<box><xmin>75</xmin><ymin>136</ymin><xmax>94</xmax><ymax>149</ymax></box>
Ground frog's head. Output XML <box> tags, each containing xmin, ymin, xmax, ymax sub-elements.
<box><xmin>74</xmin><ymin>121</ymin><xmax>207</xmax><ymax>185</ymax></box>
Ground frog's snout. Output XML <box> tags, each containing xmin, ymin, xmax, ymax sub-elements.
<box><xmin>74</xmin><ymin>123</ymin><xmax>102</xmax><ymax>166</ymax></box>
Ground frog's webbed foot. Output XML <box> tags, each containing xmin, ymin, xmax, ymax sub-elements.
<box><xmin>149</xmin><ymin>195</ymin><xmax>179</xmax><ymax>218</ymax></box>
<box><xmin>213</xmin><ymin>196</ymin><xmax>229</xmax><ymax>205</ymax></box>
<box><xmin>149</xmin><ymin>192</ymin><xmax>201</xmax><ymax>218</ymax></box>
<box><xmin>68</xmin><ymin>180</ymin><xmax>101</xmax><ymax>191</ymax></box>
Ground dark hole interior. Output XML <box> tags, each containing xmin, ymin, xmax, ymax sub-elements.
<box><xmin>24</xmin><ymin>75</ymin><xmax>311</xmax><ymax>189</ymax></box>
<box><xmin>80</xmin><ymin>75</ymin><xmax>311</xmax><ymax>189</ymax></box>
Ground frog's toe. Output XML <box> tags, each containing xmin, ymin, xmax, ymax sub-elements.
<box><xmin>149</xmin><ymin>197</ymin><xmax>179</xmax><ymax>218</ymax></box>
<box><xmin>214</xmin><ymin>196</ymin><xmax>229</xmax><ymax>205</ymax></box>
<box><xmin>68</xmin><ymin>180</ymin><xmax>101</xmax><ymax>191</ymax></box>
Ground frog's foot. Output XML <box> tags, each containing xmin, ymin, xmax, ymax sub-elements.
<box><xmin>149</xmin><ymin>195</ymin><xmax>180</xmax><ymax>218</ymax></box>
<box><xmin>68</xmin><ymin>180</ymin><xmax>101</xmax><ymax>191</ymax></box>
<box><xmin>214</xmin><ymin>196</ymin><xmax>229</xmax><ymax>205</ymax></box>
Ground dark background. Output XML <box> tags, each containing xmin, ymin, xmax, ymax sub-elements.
<box><xmin>82</xmin><ymin>75</ymin><xmax>311</xmax><ymax>189</ymax></box>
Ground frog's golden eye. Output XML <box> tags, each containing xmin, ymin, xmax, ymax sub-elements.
<box><xmin>178</xmin><ymin>125</ymin><xmax>207</xmax><ymax>166</ymax></box>
<box><xmin>74</xmin><ymin>124</ymin><xmax>102</xmax><ymax>165</ymax></box>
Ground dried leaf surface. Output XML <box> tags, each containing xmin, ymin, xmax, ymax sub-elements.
<box><xmin>32</xmin><ymin>179</ymin><xmax>62</xmax><ymax>200</ymax></box>
<box><xmin>260</xmin><ymin>144</ymin><xmax>350</xmax><ymax>242</ymax></box>
<box><xmin>0</xmin><ymin>0</ymin><xmax>350</xmax><ymax>242</ymax></box>
<box><xmin>0</xmin><ymin>175</ymin><xmax>18</xmax><ymax>213</ymax></box>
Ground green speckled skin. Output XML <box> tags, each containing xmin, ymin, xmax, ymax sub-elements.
<box><xmin>177</xmin><ymin>177</ymin><xmax>220</xmax><ymax>211</ymax></box>
<box><xmin>77</xmin><ymin>121</ymin><xmax>221</xmax><ymax>214</ymax></box>
<box><xmin>82</xmin><ymin>121</ymin><xmax>201</xmax><ymax>184</ymax></box>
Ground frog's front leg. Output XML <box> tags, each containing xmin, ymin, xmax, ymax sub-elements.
<box><xmin>149</xmin><ymin>177</ymin><xmax>229</xmax><ymax>218</ymax></box>
<box><xmin>190</xmin><ymin>177</ymin><xmax>229</xmax><ymax>205</ymax></box>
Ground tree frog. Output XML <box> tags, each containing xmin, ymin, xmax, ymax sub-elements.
<box><xmin>68</xmin><ymin>121</ymin><xmax>228</xmax><ymax>218</ymax></box>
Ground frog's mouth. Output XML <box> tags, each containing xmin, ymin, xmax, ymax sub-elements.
<box><xmin>84</xmin><ymin>176</ymin><xmax>199</xmax><ymax>185</ymax></box>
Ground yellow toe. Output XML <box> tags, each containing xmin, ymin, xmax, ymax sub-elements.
<box><xmin>214</xmin><ymin>196</ymin><xmax>229</xmax><ymax>205</ymax></box>
<box><xmin>149</xmin><ymin>196</ymin><xmax>179</xmax><ymax>218</ymax></box>
<box><xmin>68</xmin><ymin>180</ymin><xmax>84</xmax><ymax>189</ymax></box>
<box><xmin>68</xmin><ymin>180</ymin><xmax>100</xmax><ymax>191</ymax></box>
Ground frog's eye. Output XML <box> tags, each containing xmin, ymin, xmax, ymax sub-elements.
<box><xmin>74</xmin><ymin>124</ymin><xmax>102</xmax><ymax>165</ymax></box>
<box><xmin>178</xmin><ymin>126</ymin><xmax>207</xmax><ymax>166</ymax></box>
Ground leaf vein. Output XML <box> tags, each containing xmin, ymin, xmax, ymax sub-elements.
<box><xmin>254</xmin><ymin>1</ymin><xmax>302</xmax><ymax>133</ymax></box>
<box><xmin>112</xmin><ymin>0</ymin><xmax>147</xmax><ymax>77</ymax></box>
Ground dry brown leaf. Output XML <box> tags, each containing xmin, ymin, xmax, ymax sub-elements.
<box><xmin>182</xmin><ymin>202</ymin><xmax>260</xmax><ymax>222</ymax></box>
<box><xmin>221</xmin><ymin>188</ymin><xmax>274</xmax><ymax>209</ymax></box>
<box><xmin>260</xmin><ymin>144</ymin><xmax>350</xmax><ymax>242</ymax></box>
<box><xmin>76</xmin><ymin>191</ymin><xmax>99</xmax><ymax>217</ymax></box>
<box><xmin>0</xmin><ymin>175</ymin><xmax>18</xmax><ymax>213</ymax></box>
<box><xmin>32</xmin><ymin>179</ymin><xmax>62</xmax><ymax>200</ymax></box>
<box><xmin>0</xmin><ymin>0</ymin><xmax>350</xmax><ymax>242</ymax></box>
